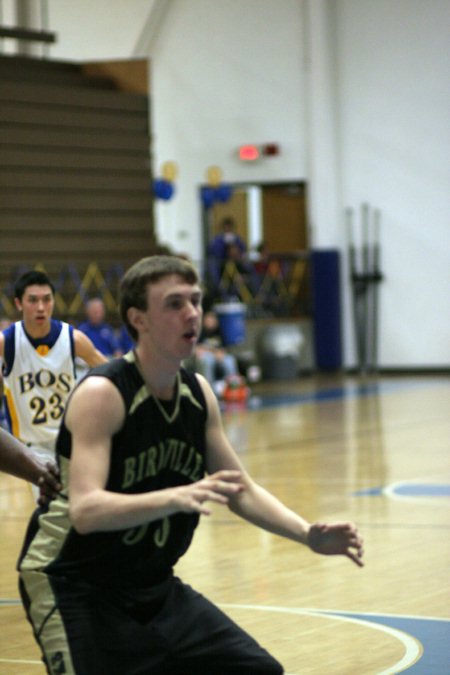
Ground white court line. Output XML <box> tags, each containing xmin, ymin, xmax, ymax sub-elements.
<box><xmin>0</xmin><ymin>603</ymin><xmax>436</xmax><ymax>673</ymax></box>
<box><xmin>327</xmin><ymin>608</ymin><xmax>450</xmax><ymax>623</ymax></box>
<box><xmin>221</xmin><ymin>603</ymin><xmax>423</xmax><ymax>675</ymax></box>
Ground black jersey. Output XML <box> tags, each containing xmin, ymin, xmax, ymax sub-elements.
<box><xmin>19</xmin><ymin>353</ymin><xmax>208</xmax><ymax>589</ymax></box>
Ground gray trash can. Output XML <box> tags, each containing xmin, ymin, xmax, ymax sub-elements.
<box><xmin>256</xmin><ymin>324</ymin><xmax>304</xmax><ymax>380</ymax></box>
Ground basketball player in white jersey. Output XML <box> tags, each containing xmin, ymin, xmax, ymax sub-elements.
<box><xmin>0</xmin><ymin>271</ymin><xmax>107</xmax><ymax>499</ymax></box>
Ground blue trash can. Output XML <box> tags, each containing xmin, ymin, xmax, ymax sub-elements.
<box><xmin>214</xmin><ymin>302</ymin><xmax>246</xmax><ymax>346</ymax></box>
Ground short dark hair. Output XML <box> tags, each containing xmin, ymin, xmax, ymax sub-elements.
<box><xmin>119</xmin><ymin>256</ymin><xmax>200</xmax><ymax>341</ymax></box>
<box><xmin>221</xmin><ymin>217</ymin><xmax>235</xmax><ymax>230</ymax></box>
<box><xmin>14</xmin><ymin>270</ymin><xmax>55</xmax><ymax>301</ymax></box>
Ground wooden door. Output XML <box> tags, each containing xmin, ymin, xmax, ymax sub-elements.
<box><xmin>262</xmin><ymin>183</ymin><xmax>308</xmax><ymax>253</ymax></box>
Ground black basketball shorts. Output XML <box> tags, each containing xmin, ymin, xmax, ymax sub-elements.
<box><xmin>20</xmin><ymin>572</ymin><xmax>284</xmax><ymax>675</ymax></box>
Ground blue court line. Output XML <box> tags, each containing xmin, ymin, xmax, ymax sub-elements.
<box><xmin>355</xmin><ymin>484</ymin><xmax>450</xmax><ymax>497</ymax></box>
<box><xmin>393</xmin><ymin>484</ymin><xmax>450</xmax><ymax>497</ymax></box>
<box><xmin>3</xmin><ymin>596</ymin><xmax>449</xmax><ymax>672</ymax></box>
<box><xmin>221</xmin><ymin>603</ymin><xmax>450</xmax><ymax>674</ymax></box>
<box><xmin>247</xmin><ymin>384</ymin><xmax>379</xmax><ymax>410</ymax></box>
<box><xmin>319</xmin><ymin>611</ymin><xmax>450</xmax><ymax>674</ymax></box>
<box><xmin>243</xmin><ymin>378</ymin><xmax>450</xmax><ymax>411</ymax></box>
<box><xmin>354</xmin><ymin>486</ymin><xmax>385</xmax><ymax>496</ymax></box>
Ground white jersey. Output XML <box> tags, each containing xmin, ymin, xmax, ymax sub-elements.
<box><xmin>2</xmin><ymin>320</ymin><xmax>76</xmax><ymax>450</ymax></box>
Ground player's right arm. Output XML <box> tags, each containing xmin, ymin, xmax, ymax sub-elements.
<box><xmin>0</xmin><ymin>427</ymin><xmax>61</xmax><ymax>500</ymax></box>
<box><xmin>67</xmin><ymin>376</ymin><xmax>243</xmax><ymax>534</ymax></box>
<box><xmin>200</xmin><ymin>374</ymin><xmax>364</xmax><ymax>567</ymax></box>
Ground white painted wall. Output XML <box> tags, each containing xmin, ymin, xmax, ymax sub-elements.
<box><xmin>15</xmin><ymin>0</ymin><xmax>450</xmax><ymax>367</ymax></box>
<box><xmin>147</xmin><ymin>0</ymin><xmax>306</xmax><ymax>261</ymax></box>
<box><xmin>336</xmin><ymin>0</ymin><xmax>450</xmax><ymax>368</ymax></box>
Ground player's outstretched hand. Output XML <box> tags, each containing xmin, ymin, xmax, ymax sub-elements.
<box><xmin>307</xmin><ymin>521</ymin><xmax>364</xmax><ymax>567</ymax></box>
<box><xmin>37</xmin><ymin>461</ymin><xmax>62</xmax><ymax>506</ymax></box>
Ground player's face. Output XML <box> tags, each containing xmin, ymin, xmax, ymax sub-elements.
<box><xmin>15</xmin><ymin>284</ymin><xmax>55</xmax><ymax>334</ymax></box>
<box><xmin>139</xmin><ymin>275</ymin><xmax>203</xmax><ymax>362</ymax></box>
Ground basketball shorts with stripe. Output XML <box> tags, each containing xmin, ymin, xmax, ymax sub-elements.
<box><xmin>19</xmin><ymin>572</ymin><xmax>284</xmax><ymax>675</ymax></box>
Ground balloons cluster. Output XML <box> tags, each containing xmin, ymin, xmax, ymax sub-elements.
<box><xmin>200</xmin><ymin>184</ymin><xmax>233</xmax><ymax>208</ymax></box>
<box><xmin>153</xmin><ymin>162</ymin><xmax>234</xmax><ymax>206</ymax></box>
<box><xmin>153</xmin><ymin>161</ymin><xmax>178</xmax><ymax>201</ymax></box>
<box><xmin>201</xmin><ymin>165</ymin><xmax>233</xmax><ymax>208</ymax></box>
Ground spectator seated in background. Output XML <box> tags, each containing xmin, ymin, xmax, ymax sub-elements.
<box><xmin>207</xmin><ymin>217</ymin><xmax>247</xmax><ymax>293</ymax></box>
<box><xmin>222</xmin><ymin>241</ymin><xmax>258</xmax><ymax>298</ymax></box>
<box><xmin>189</xmin><ymin>310</ymin><xmax>240</xmax><ymax>397</ymax></box>
<box><xmin>208</xmin><ymin>216</ymin><xmax>246</xmax><ymax>262</ymax></box>
<box><xmin>78</xmin><ymin>298</ymin><xmax>121</xmax><ymax>358</ymax></box>
<box><xmin>252</xmin><ymin>240</ymin><xmax>270</xmax><ymax>278</ymax></box>
<box><xmin>117</xmin><ymin>324</ymin><xmax>134</xmax><ymax>354</ymax></box>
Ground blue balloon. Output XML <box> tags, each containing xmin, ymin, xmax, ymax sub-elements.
<box><xmin>201</xmin><ymin>186</ymin><xmax>215</xmax><ymax>208</ymax></box>
<box><xmin>215</xmin><ymin>183</ymin><xmax>233</xmax><ymax>203</ymax></box>
<box><xmin>163</xmin><ymin>181</ymin><xmax>175</xmax><ymax>200</ymax></box>
<box><xmin>154</xmin><ymin>179</ymin><xmax>174</xmax><ymax>201</ymax></box>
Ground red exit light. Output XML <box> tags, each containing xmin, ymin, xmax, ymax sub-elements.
<box><xmin>238</xmin><ymin>144</ymin><xmax>260</xmax><ymax>161</ymax></box>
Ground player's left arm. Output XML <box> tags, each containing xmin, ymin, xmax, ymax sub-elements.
<box><xmin>73</xmin><ymin>329</ymin><xmax>108</xmax><ymax>367</ymax></box>
<box><xmin>200</xmin><ymin>375</ymin><xmax>364</xmax><ymax>567</ymax></box>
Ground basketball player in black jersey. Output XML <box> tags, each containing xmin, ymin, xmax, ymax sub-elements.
<box><xmin>18</xmin><ymin>255</ymin><xmax>364</xmax><ymax>675</ymax></box>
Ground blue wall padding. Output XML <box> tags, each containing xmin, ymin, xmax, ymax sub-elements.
<box><xmin>311</xmin><ymin>249</ymin><xmax>343</xmax><ymax>370</ymax></box>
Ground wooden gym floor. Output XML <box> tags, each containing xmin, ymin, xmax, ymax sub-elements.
<box><xmin>0</xmin><ymin>373</ymin><xmax>449</xmax><ymax>674</ymax></box>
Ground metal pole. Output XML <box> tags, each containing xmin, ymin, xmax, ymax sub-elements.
<box><xmin>360</xmin><ymin>202</ymin><xmax>371</xmax><ymax>374</ymax></box>
<box><xmin>370</xmin><ymin>208</ymin><xmax>382</xmax><ymax>371</ymax></box>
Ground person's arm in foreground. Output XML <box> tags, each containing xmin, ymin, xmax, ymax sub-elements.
<box><xmin>0</xmin><ymin>427</ymin><xmax>61</xmax><ymax>504</ymax></box>
<box><xmin>67</xmin><ymin>376</ymin><xmax>244</xmax><ymax>534</ymax></box>
<box><xmin>200</xmin><ymin>376</ymin><xmax>364</xmax><ymax>567</ymax></box>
